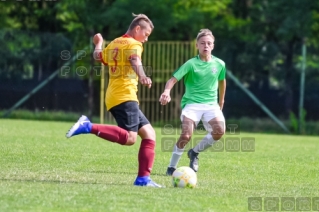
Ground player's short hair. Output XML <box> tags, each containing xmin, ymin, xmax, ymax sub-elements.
<box><xmin>196</xmin><ymin>29</ymin><xmax>215</xmax><ymax>41</ymax></box>
<box><xmin>128</xmin><ymin>13</ymin><xmax>154</xmax><ymax>30</ymax></box>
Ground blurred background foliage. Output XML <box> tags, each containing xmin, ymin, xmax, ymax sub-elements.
<box><xmin>0</xmin><ymin>0</ymin><xmax>319</xmax><ymax>133</ymax></box>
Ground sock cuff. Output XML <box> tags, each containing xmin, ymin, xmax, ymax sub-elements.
<box><xmin>141</xmin><ymin>139</ymin><xmax>155</xmax><ymax>147</ymax></box>
<box><xmin>136</xmin><ymin>176</ymin><xmax>150</xmax><ymax>179</ymax></box>
<box><xmin>90</xmin><ymin>124</ymin><xmax>99</xmax><ymax>134</ymax></box>
<box><xmin>173</xmin><ymin>144</ymin><xmax>184</xmax><ymax>155</ymax></box>
<box><xmin>205</xmin><ymin>133</ymin><xmax>213</xmax><ymax>139</ymax></box>
<box><xmin>118</xmin><ymin>128</ymin><xmax>129</xmax><ymax>145</ymax></box>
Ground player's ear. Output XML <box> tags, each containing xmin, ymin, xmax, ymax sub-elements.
<box><xmin>135</xmin><ymin>25</ymin><xmax>141</xmax><ymax>33</ymax></box>
<box><xmin>195</xmin><ymin>42</ymin><xmax>199</xmax><ymax>49</ymax></box>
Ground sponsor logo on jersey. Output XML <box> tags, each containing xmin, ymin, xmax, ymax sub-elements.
<box><xmin>212</xmin><ymin>67</ymin><xmax>218</xmax><ymax>74</ymax></box>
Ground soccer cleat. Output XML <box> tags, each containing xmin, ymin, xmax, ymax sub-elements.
<box><xmin>166</xmin><ymin>167</ymin><xmax>176</xmax><ymax>176</ymax></box>
<box><xmin>187</xmin><ymin>149</ymin><xmax>199</xmax><ymax>172</ymax></box>
<box><xmin>66</xmin><ymin>115</ymin><xmax>92</xmax><ymax>138</ymax></box>
<box><xmin>145</xmin><ymin>180</ymin><xmax>165</xmax><ymax>188</ymax></box>
<box><xmin>133</xmin><ymin>176</ymin><xmax>165</xmax><ymax>188</ymax></box>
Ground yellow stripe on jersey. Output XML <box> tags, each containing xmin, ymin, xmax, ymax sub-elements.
<box><xmin>101</xmin><ymin>35</ymin><xmax>143</xmax><ymax>110</ymax></box>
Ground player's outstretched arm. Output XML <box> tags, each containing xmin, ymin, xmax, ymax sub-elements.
<box><xmin>159</xmin><ymin>77</ymin><xmax>177</xmax><ymax>105</ymax></box>
<box><xmin>93</xmin><ymin>33</ymin><xmax>103</xmax><ymax>62</ymax></box>
<box><xmin>218</xmin><ymin>79</ymin><xmax>226</xmax><ymax>110</ymax></box>
<box><xmin>129</xmin><ymin>56</ymin><xmax>152</xmax><ymax>88</ymax></box>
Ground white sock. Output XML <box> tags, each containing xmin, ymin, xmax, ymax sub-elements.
<box><xmin>193</xmin><ymin>133</ymin><xmax>217</xmax><ymax>153</ymax></box>
<box><xmin>168</xmin><ymin>144</ymin><xmax>184</xmax><ymax>168</ymax></box>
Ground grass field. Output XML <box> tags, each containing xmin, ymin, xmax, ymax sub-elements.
<box><xmin>0</xmin><ymin>119</ymin><xmax>318</xmax><ymax>212</ymax></box>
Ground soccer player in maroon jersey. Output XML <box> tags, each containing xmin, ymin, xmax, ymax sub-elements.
<box><xmin>66</xmin><ymin>14</ymin><xmax>163</xmax><ymax>187</ymax></box>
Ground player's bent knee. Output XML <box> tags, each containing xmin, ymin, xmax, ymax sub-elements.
<box><xmin>213</xmin><ymin>134</ymin><xmax>223</xmax><ymax>141</ymax></box>
<box><xmin>125</xmin><ymin>141</ymin><xmax>135</xmax><ymax>146</ymax></box>
<box><xmin>180</xmin><ymin>134</ymin><xmax>192</xmax><ymax>142</ymax></box>
<box><xmin>138</xmin><ymin>124</ymin><xmax>156</xmax><ymax>140</ymax></box>
<box><xmin>212</xmin><ymin>130</ymin><xmax>225</xmax><ymax>141</ymax></box>
<box><xmin>125</xmin><ymin>132</ymin><xmax>138</xmax><ymax>145</ymax></box>
<box><xmin>125</xmin><ymin>137</ymin><xmax>137</xmax><ymax>145</ymax></box>
<box><xmin>145</xmin><ymin>129</ymin><xmax>156</xmax><ymax>140</ymax></box>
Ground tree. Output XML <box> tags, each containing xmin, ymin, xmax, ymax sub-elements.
<box><xmin>56</xmin><ymin>0</ymin><xmax>115</xmax><ymax>119</ymax></box>
<box><xmin>0</xmin><ymin>1</ymin><xmax>71</xmax><ymax>81</ymax></box>
<box><xmin>223</xmin><ymin>0</ymin><xmax>319</xmax><ymax>118</ymax></box>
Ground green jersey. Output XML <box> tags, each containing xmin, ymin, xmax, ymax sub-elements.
<box><xmin>173</xmin><ymin>55</ymin><xmax>226</xmax><ymax>109</ymax></box>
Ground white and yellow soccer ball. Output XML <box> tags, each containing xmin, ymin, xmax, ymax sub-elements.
<box><xmin>172</xmin><ymin>166</ymin><xmax>197</xmax><ymax>188</ymax></box>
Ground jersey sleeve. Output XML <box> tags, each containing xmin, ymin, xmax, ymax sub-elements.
<box><xmin>101</xmin><ymin>45</ymin><xmax>109</xmax><ymax>66</ymax></box>
<box><xmin>172</xmin><ymin>61</ymin><xmax>192</xmax><ymax>81</ymax></box>
<box><xmin>126</xmin><ymin>42</ymin><xmax>143</xmax><ymax>60</ymax></box>
<box><xmin>218</xmin><ymin>60</ymin><xmax>226</xmax><ymax>80</ymax></box>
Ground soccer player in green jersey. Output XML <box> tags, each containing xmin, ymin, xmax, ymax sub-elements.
<box><xmin>159</xmin><ymin>29</ymin><xmax>226</xmax><ymax>175</ymax></box>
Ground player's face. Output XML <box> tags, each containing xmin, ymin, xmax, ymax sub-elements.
<box><xmin>196</xmin><ymin>35</ymin><xmax>214</xmax><ymax>56</ymax></box>
<box><xmin>134</xmin><ymin>25</ymin><xmax>152</xmax><ymax>43</ymax></box>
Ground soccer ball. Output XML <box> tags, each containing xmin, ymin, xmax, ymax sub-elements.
<box><xmin>172</xmin><ymin>166</ymin><xmax>197</xmax><ymax>188</ymax></box>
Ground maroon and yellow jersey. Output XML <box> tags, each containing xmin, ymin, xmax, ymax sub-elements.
<box><xmin>100</xmin><ymin>35</ymin><xmax>143</xmax><ymax>110</ymax></box>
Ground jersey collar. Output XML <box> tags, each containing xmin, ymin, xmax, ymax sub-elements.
<box><xmin>122</xmin><ymin>34</ymin><xmax>133</xmax><ymax>38</ymax></box>
<box><xmin>197</xmin><ymin>55</ymin><xmax>214</xmax><ymax>62</ymax></box>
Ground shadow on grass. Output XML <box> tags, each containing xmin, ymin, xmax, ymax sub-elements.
<box><xmin>0</xmin><ymin>178</ymin><xmax>127</xmax><ymax>185</ymax></box>
<box><xmin>79</xmin><ymin>170</ymin><xmax>168</xmax><ymax>176</ymax></box>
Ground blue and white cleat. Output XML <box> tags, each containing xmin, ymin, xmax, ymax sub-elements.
<box><xmin>66</xmin><ymin>115</ymin><xmax>92</xmax><ymax>138</ymax></box>
<box><xmin>133</xmin><ymin>176</ymin><xmax>165</xmax><ymax>188</ymax></box>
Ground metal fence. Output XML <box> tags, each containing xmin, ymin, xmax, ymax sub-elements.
<box><xmin>100</xmin><ymin>40</ymin><xmax>197</xmax><ymax>125</ymax></box>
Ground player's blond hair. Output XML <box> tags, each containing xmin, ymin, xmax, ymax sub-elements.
<box><xmin>128</xmin><ymin>13</ymin><xmax>154</xmax><ymax>30</ymax></box>
<box><xmin>196</xmin><ymin>29</ymin><xmax>215</xmax><ymax>41</ymax></box>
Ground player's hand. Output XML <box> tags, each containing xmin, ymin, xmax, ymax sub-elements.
<box><xmin>93</xmin><ymin>33</ymin><xmax>103</xmax><ymax>45</ymax></box>
<box><xmin>139</xmin><ymin>76</ymin><xmax>152</xmax><ymax>88</ymax></box>
<box><xmin>159</xmin><ymin>92</ymin><xmax>171</xmax><ymax>105</ymax></box>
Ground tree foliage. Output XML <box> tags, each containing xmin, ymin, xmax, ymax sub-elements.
<box><xmin>0</xmin><ymin>0</ymin><xmax>318</xmax><ymax>118</ymax></box>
